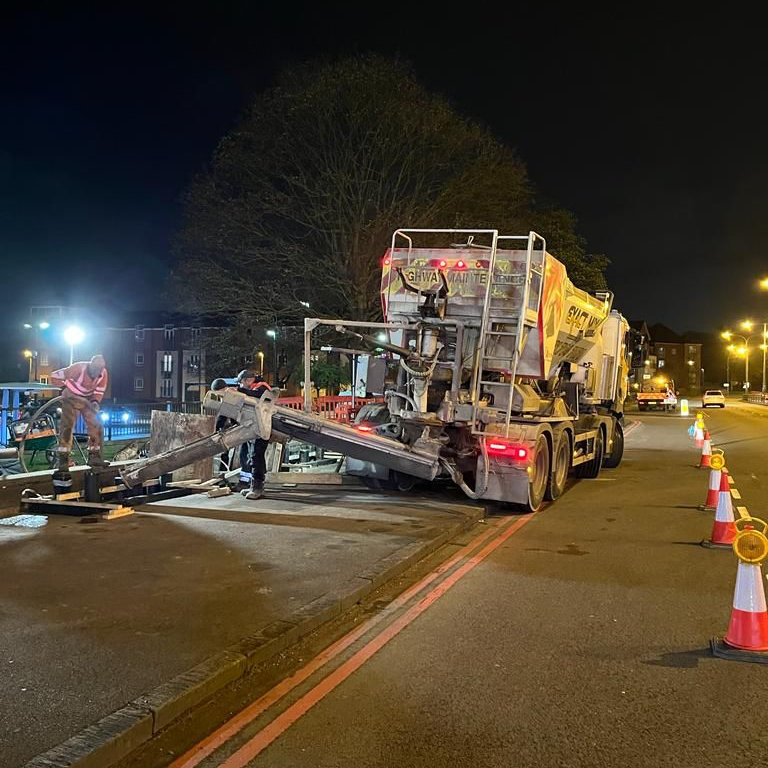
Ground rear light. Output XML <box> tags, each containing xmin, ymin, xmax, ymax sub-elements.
<box><xmin>428</xmin><ymin>258</ymin><xmax>448</xmax><ymax>268</ymax></box>
<box><xmin>455</xmin><ymin>259</ymin><xmax>466</xmax><ymax>269</ymax></box>
<box><xmin>354</xmin><ymin>424</ymin><xmax>375</xmax><ymax>432</ymax></box>
<box><xmin>486</xmin><ymin>441</ymin><xmax>528</xmax><ymax>459</ymax></box>
<box><xmin>382</xmin><ymin>257</ymin><xmax>391</xmax><ymax>266</ymax></box>
<box><xmin>475</xmin><ymin>259</ymin><xmax>489</xmax><ymax>269</ymax></box>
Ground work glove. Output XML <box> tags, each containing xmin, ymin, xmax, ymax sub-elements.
<box><xmin>89</xmin><ymin>400</ymin><xmax>100</xmax><ymax>412</ymax></box>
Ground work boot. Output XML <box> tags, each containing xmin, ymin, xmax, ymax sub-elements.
<box><xmin>87</xmin><ymin>450</ymin><xmax>109</xmax><ymax>468</ymax></box>
<box><xmin>243</xmin><ymin>481</ymin><xmax>264</xmax><ymax>500</ymax></box>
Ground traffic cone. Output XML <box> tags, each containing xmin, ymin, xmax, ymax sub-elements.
<box><xmin>701</xmin><ymin>469</ymin><xmax>737</xmax><ymax>548</ymax></box>
<box><xmin>694</xmin><ymin>420</ymin><xmax>705</xmax><ymax>447</ymax></box>
<box><xmin>699</xmin><ymin>466</ymin><xmax>722</xmax><ymax>511</ymax></box>
<box><xmin>711</xmin><ymin>518</ymin><xmax>768</xmax><ymax>663</ymax></box>
<box><xmin>698</xmin><ymin>430</ymin><xmax>712</xmax><ymax>468</ymax></box>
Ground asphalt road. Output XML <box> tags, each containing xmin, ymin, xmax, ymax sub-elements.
<box><xmin>118</xmin><ymin>403</ymin><xmax>768</xmax><ymax>768</ymax></box>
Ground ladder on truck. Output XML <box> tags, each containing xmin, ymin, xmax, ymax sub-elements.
<box><xmin>470</xmin><ymin>232</ymin><xmax>546</xmax><ymax>436</ymax></box>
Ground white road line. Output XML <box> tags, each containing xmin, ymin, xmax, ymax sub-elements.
<box><xmin>731</xmin><ymin>488</ymin><xmax>742</xmax><ymax>500</ymax></box>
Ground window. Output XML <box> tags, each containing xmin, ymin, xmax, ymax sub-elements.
<box><xmin>160</xmin><ymin>379</ymin><xmax>174</xmax><ymax>398</ymax></box>
<box><xmin>163</xmin><ymin>353</ymin><xmax>173</xmax><ymax>373</ymax></box>
<box><xmin>135</xmin><ymin>353</ymin><xmax>144</xmax><ymax>366</ymax></box>
<box><xmin>187</xmin><ymin>354</ymin><xmax>200</xmax><ymax>374</ymax></box>
<box><xmin>190</xmin><ymin>327</ymin><xmax>201</xmax><ymax>345</ymax></box>
<box><xmin>657</xmin><ymin>346</ymin><xmax>664</xmax><ymax>355</ymax></box>
<box><xmin>40</xmin><ymin>353</ymin><xmax>49</xmax><ymax>366</ymax></box>
<box><xmin>134</xmin><ymin>377</ymin><xmax>144</xmax><ymax>391</ymax></box>
<box><xmin>671</xmin><ymin>347</ymin><xmax>677</xmax><ymax>355</ymax></box>
<box><xmin>135</xmin><ymin>325</ymin><xmax>145</xmax><ymax>341</ymax></box>
<box><xmin>39</xmin><ymin>375</ymin><xmax>49</xmax><ymax>385</ymax></box>
<box><xmin>164</xmin><ymin>325</ymin><xmax>175</xmax><ymax>343</ymax></box>
<box><xmin>658</xmin><ymin>360</ymin><xmax>665</xmax><ymax>368</ymax></box>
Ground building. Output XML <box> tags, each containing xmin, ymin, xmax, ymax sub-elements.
<box><xmin>103</xmin><ymin>313</ymin><xmax>221</xmax><ymax>404</ymax></box>
<box><xmin>643</xmin><ymin>323</ymin><xmax>703</xmax><ymax>396</ymax></box>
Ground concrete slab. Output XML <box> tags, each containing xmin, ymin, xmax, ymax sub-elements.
<box><xmin>2</xmin><ymin>482</ymin><xmax>484</xmax><ymax>767</ymax></box>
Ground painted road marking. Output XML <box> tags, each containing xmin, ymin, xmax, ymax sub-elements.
<box><xmin>736</xmin><ymin>506</ymin><xmax>750</xmax><ymax>520</ymax></box>
<box><xmin>215</xmin><ymin>514</ymin><xmax>534</xmax><ymax>768</ymax></box>
<box><xmin>171</xmin><ymin>514</ymin><xmax>532</xmax><ymax>768</ymax></box>
<box><xmin>731</xmin><ymin>488</ymin><xmax>742</xmax><ymax>500</ymax></box>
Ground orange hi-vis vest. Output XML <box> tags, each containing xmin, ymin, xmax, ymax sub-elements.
<box><xmin>51</xmin><ymin>362</ymin><xmax>109</xmax><ymax>402</ymax></box>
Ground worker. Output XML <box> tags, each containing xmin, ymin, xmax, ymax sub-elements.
<box><xmin>211</xmin><ymin>377</ymin><xmax>235</xmax><ymax>472</ymax></box>
<box><xmin>235</xmin><ymin>369</ymin><xmax>272</xmax><ymax>500</ymax></box>
<box><xmin>50</xmin><ymin>355</ymin><xmax>109</xmax><ymax>484</ymax></box>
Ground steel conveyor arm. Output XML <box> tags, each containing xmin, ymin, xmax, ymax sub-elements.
<box><xmin>119</xmin><ymin>389</ymin><xmax>442</xmax><ymax>488</ymax></box>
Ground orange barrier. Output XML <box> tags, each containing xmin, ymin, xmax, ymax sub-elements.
<box><xmin>276</xmin><ymin>396</ymin><xmax>385</xmax><ymax>423</ymax></box>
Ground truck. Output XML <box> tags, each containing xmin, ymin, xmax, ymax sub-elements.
<box><xmin>637</xmin><ymin>379</ymin><xmax>677</xmax><ymax>411</ymax></box>
<box><xmin>120</xmin><ymin>228</ymin><xmax>639</xmax><ymax>513</ymax></box>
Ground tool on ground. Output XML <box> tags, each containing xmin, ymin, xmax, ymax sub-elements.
<box><xmin>701</xmin><ymin>467</ymin><xmax>737</xmax><ymax>548</ymax></box>
<box><xmin>711</xmin><ymin>517</ymin><xmax>768</xmax><ymax>662</ymax></box>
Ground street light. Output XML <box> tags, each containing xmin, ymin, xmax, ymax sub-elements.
<box><xmin>22</xmin><ymin>349</ymin><xmax>34</xmax><ymax>380</ymax></box>
<box><xmin>63</xmin><ymin>325</ymin><xmax>85</xmax><ymax>365</ymax></box>
<box><xmin>741</xmin><ymin>317</ymin><xmax>768</xmax><ymax>392</ymax></box>
<box><xmin>266</xmin><ymin>329</ymin><xmax>277</xmax><ymax>384</ymax></box>
<box><xmin>257</xmin><ymin>350</ymin><xmax>264</xmax><ymax>376</ymax></box>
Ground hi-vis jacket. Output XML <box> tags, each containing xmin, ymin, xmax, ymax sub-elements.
<box><xmin>51</xmin><ymin>362</ymin><xmax>109</xmax><ymax>403</ymax></box>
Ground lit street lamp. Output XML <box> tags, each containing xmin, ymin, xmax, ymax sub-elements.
<box><xmin>22</xmin><ymin>349</ymin><xmax>35</xmax><ymax>380</ymax></box>
<box><xmin>63</xmin><ymin>325</ymin><xmax>85</xmax><ymax>365</ymax></box>
<box><xmin>257</xmin><ymin>350</ymin><xmax>264</xmax><ymax>376</ymax></box>
<box><xmin>266</xmin><ymin>329</ymin><xmax>277</xmax><ymax>384</ymax></box>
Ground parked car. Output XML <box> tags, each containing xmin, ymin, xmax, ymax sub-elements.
<box><xmin>702</xmin><ymin>390</ymin><xmax>726</xmax><ymax>408</ymax></box>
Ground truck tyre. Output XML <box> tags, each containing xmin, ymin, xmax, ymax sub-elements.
<box><xmin>602</xmin><ymin>422</ymin><xmax>624</xmax><ymax>469</ymax></box>
<box><xmin>545</xmin><ymin>431</ymin><xmax>571</xmax><ymax>501</ymax></box>
<box><xmin>575</xmin><ymin>428</ymin><xmax>604</xmax><ymax>479</ymax></box>
<box><xmin>527</xmin><ymin>433</ymin><xmax>551</xmax><ymax>511</ymax></box>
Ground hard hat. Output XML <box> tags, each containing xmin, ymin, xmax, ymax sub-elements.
<box><xmin>236</xmin><ymin>369</ymin><xmax>256</xmax><ymax>382</ymax></box>
<box><xmin>210</xmin><ymin>378</ymin><xmax>228</xmax><ymax>391</ymax></box>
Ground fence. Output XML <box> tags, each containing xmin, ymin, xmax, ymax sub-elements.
<box><xmin>73</xmin><ymin>396</ymin><xmax>386</xmax><ymax>442</ymax></box>
<box><xmin>744</xmin><ymin>393</ymin><xmax>768</xmax><ymax>406</ymax></box>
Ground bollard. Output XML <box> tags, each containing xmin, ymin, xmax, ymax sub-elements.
<box><xmin>680</xmin><ymin>399</ymin><xmax>689</xmax><ymax>417</ymax></box>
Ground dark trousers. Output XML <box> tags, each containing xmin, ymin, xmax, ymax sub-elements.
<box><xmin>250</xmin><ymin>438</ymin><xmax>268</xmax><ymax>486</ymax></box>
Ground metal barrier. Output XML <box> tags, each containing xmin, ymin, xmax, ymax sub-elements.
<box><xmin>744</xmin><ymin>393</ymin><xmax>768</xmax><ymax>406</ymax></box>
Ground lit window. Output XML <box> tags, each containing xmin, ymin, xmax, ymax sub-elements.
<box><xmin>658</xmin><ymin>360</ymin><xmax>665</xmax><ymax>368</ymax></box>
<box><xmin>39</xmin><ymin>375</ymin><xmax>49</xmax><ymax>385</ymax></box>
<box><xmin>163</xmin><ymin>353</ymin><xmax>173</xmax><ymax>373</ymax></box>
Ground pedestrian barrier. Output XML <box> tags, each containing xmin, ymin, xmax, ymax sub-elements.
<box><xmin>711</xmin><ymin>517</ymin><xmax>768</xmax><ymax>662</ymax></box>
<box><xmin>701</xmin><ymin>467</ymin><xmax>737</xmax><ymax>548</ymax></box>
<box><xmin>699</xmin><ymin>452</ymin><xmax>725</xmax><ymax>511</ymax></box>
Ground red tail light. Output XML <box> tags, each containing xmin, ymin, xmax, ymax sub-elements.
<box><xmin>455</xmin><ymin>259</ymin><xmax>466</xmax><ymax>269</ymax></box>
<box><xmin>355</xmin><ymin>424</ymin><xmax>374</xmax><ymax>432</ymax></box>
<box><xmin>486</xmin><ymin>441</ymin><xmax>528</xmax><ymax>459</ymax></box>
<box><xmin>383</xmin><ymin>257</ymin><xmax>391</xmax><ymax>266</ymax></box>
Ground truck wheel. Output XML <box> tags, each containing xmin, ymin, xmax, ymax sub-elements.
<box><xmin>545</xmin><ymin>432</ymin><xmax>571</xmax><ymax>501</ymax></box>
<box><xmin>527</xmin><ymin>433</ymin><xmax>551</xmax><ymax>511</ymax></box>
<box><xmin>602</xmin><ymin>422</ymin><xmax>624</xmax><ymax>469</ymax></box>
<box><xmin>575</xmin><ymin>429</ymin><xmax>604</xmax><ymax>479</ymax></box>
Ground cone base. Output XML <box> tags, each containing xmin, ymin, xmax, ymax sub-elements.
<box><xmin>700</xmin><ymin>539</ymin><xmax>732</xmax><ymax>549</ymax></box>
<box><xmin>711</xmin><ymin>636</ymin><xmax>768</xmax><ymax>664</ymax></box>
<box><xmin>697</xmin><ymin>504</ymin><xmax>716</xmax><ymax>512</ymax></box>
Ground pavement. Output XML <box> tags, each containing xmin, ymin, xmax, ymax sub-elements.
<box><xmin>1</xmin><ymin>473</ymin><xmax>486</xmax><ymax>768</ymax></box>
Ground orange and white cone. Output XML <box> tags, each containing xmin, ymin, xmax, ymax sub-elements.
<box><xmin>702</xmin><ymin>469</ymin><xmax>737</xmax><ymax>548</ymax></box>
<box><xmin>711</xmin><ymin>517</ymin><xmax>768</xmax><ymax>662</ymax></box>
<box><xmin>699</xmin><ymin>466</ymin><xmax>722</xmax><ymax>511</ymax></box>
<box><xmin>698</xmin><ymin>431</ymin><xmax>712</xmax><ymax>468</ymax></box>
<box><xmin>723</xmin><ymin>560</ymin><xmax>768</xmax><ymax>651</ymax></box>
<box><xmin>694</xmin><ymin>422</ymin><xmax>705</xmax><ymax>447</ymax></box>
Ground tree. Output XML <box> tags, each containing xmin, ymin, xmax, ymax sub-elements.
<box><xmin>172</xmin><ymin>54</ymin><xmax>608</xmax><ymax>342</ymax></box>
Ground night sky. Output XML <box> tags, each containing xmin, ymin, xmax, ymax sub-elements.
<box><xmin>3</xmin><ymin>7</ymin><xmax>767</xmax><ymax>360</ymax></box>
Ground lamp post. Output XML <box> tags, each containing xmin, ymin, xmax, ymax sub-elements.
<box><xmin>266</xmin><ymin>329</ymin><xmax>277</xmax><ymax>384</ymax></box>
<box><xmin>63</xmin><ymin>326</ymin><xmax>85</xmax><ymax>365</ymax></box>
<box><xmin>22</xmin><ymin>350</ymin><xmax>34</xmax><ymax>381</ymax></box>
<box><xmin>257</xmin><ymin>350</ymin><xmax>265</xmax><ymax>377</ymax></box>
<box><xmin>740</xmin><ymin>319</ymin><xmax>768</xmax><ymax>392</ymax></box>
